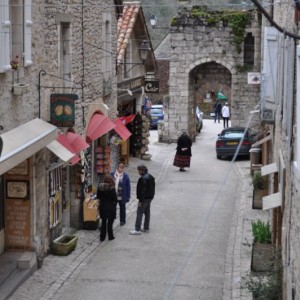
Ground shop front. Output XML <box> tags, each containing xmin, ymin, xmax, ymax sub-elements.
<box><xmin>0</xmin><ymin>119</ymin><xmax>67</xmax><ymax>255</ymax></box>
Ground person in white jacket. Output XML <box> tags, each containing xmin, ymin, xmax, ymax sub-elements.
<box><xmin>222</xmin><ymin>103</ymin><xmax>230</xmax><ymax>128</ymax></box>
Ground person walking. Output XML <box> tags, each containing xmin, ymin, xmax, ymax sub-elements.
<box><xmin>111</xmin><ymin>162</ymin><xmax>131</xmax><ymax>226</ymax></box>
<box><xmin>97</xmin><ymin>175</ymin><xmax>118</xmax><ymax>242</ymax></box>
<box><xmin>222</xmin><ymin>103</ymin><xmax>230</xmax><ymax>128</ymax></box>
<box><xmin>173</xmin><ymin>131</ymin><xmax>192</xmax><ymax>172</ymax></box>
<box><xmin>130</xmin><ymin>165</ymin><xmax>155</xmax><ymax>235</ymax></box>
<box><xmin>213</xmin><ymin>100</ymin><xmax>222</xmax><ymax>123</ymax></box>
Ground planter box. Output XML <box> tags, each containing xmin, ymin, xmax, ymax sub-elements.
<box><xmin>51</xmin><ymin>235</ymin><xmax>78</xmax><ymax>256</ymax></box>
<box><xmin>252</xmin><ymin>188</ymin><xmax>268</xmax><ymax>209</ymax></box>
<box><xmin>13</xmin><ymin>83</ymin><xmax>29</xmax><ymax>95</ymax></box>
<box><xmin>251</xmin><ymin>243</ymin><xmax>274</xmax><ymax>272</ymax></box>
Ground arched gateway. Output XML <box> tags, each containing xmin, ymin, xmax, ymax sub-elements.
<box><xmin>158</xmin><ymin>7</ymin><xmax>261</xmax><ymax>142</ymax></box>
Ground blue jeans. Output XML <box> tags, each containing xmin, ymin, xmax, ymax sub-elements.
<box><xmin>214</xmin><ymin>112</ymin><xmax>221</xmax><ymax>123</ymax></box>
<box><xmin>135</xmin><ymin>198</ymin><xmax>152</xmax><ymax>231</ymax></box>
<box><xmin>118</xmin><ymin>201</ymin><xmax>126</xmax><ymax>223</ymax></box>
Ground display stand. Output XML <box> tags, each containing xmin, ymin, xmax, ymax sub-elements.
<box><xmin>83</xmin><ymin>194</ymin><xmax>99</xmax><ymax>230</ymax></box>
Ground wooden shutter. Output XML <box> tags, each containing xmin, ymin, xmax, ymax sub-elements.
<box><xmin>296</xmin><ymin>45</ymin><xmax>300</xmax><ymax>172</ymax></box>
<box><xmin>0</xmin><ymin>0</ymin><xmax>11</xmax><ymax>73</ymax></box>
<box><xmin>261</xmin><ymin>27</ymin><xmax>279</xmax><ymax>109</ymax></box>
<box><xmin>24</xmin><ymin>0</ymin><xmax>33</xmax><ymax>66</ymax></box>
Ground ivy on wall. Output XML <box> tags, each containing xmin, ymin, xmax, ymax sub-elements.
<box><xmin>170</xmin><ymin>6</ymin><xmax>253</xmax><ymax>53</ymax></box>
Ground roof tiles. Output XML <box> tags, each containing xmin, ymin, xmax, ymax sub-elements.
<box><xmin>116</xmin><ymin>2</ymin><xmax>141</xmax><ymax>66</ymax></box>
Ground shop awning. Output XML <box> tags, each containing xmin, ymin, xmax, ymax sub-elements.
<box><xmin>46</xmin><ymin>140</ymin><xmax>75</xmax><ymax>162</ymax></box>
<box><xmin>113</xmin><ymin>118</ymin><xmax>132</xmax><ymax>141</ymax></box>
<box><xmin>261</xmin><ymin>162</ymin><xmax>278</xmax><ymax>176</ymax></box>
<box><xmin>263</xmin><ymin>192</ymin><xmax>281</xmax><ymax>210</ymax></box>
<box><xmin>57</xmin><ymin>133</ymin><xmax>81</xmax><ymax>165</ymax></box>
<box><xmin>119</xmin><ymin>114</ymin><xmax>136</xmax><ymax>125</ymax></box>
<box><xmin>252</xmin><ymin>135</ymin><xmax>271</xmax><ymax>148</ymax></box>
<box><xmin>65</xmin><ymin>132</ymin><xmax>89</xmax><ymax>153</ymax></box>
<box><xmin>0</xmin><ymin>118</ymin><xmax>58</xmax><ymax>175</ymax></box>
<box><xmin>216</xmin><ymin>91</ymin><xmax>228</xmax><ymax>101</ymax></box>
<box><xmin>86</xmin><ymin>113</ymin><xmax>116</xmax><ymax>143</ymax></box>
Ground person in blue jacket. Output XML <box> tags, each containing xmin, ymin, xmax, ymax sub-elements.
<box><xmin>111</xmin><ymin>162</ymin><xmax>131</xmax><ymax>226</ymax></box>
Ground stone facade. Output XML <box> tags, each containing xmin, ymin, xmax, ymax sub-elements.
<box><xmin>156</xmin><ymin>9</ymin><xmax>262</xmax><ymax>142</ymax></box>
<box><xmin>268</xmin><ymin>3</ymin><xmax>300</xmax><ymax>299</ymax></box>
<box><xmin>0</xmin><ymin>0</ymin><xmax>118</xmax><ymax>256</ymax></box>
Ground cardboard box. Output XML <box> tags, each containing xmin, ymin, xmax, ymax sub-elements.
<box><xmin>83</xmin><ymin>198</ymin><xmax>99</xmax><ymax>222</ymax></box>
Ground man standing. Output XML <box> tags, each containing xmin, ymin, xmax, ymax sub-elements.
<box><xmin>213</xmin><ymin>100</ymin><xmax>222</xmax><ymax>123</ymax></box>
<box><xmin>130</xmin><ymin>165</ymin><xmax>155</xmax><ymax>235</ymax></box>
<box><xmin>222</xmin><ymin>103</ymin><xmax>230</xmax><ymax>128</ymax></box>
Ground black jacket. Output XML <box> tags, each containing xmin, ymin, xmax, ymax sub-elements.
<box><xmin>176</xmin><ymin>133</ymin><xmax>192</xmax><ymax>156</ymax></box>
<box><xmin>136</xmin><ymin>173</ymin><xmax>155</xmax><ymax>202</ymax></box>
<box><xmin>97</xmin><ymin>183</ymin><xmax>117</xmax><ymax>219</ymax></box>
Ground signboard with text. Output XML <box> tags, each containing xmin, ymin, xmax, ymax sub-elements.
<box><xmin>50</xmin><ymin>94</ymin><xmax>78</xmax><ymax>127</ymax></box>
<box><xmin>144</xmin><ymin>80</ymin><xmax>159</xmax><ymax>94</ymax></box>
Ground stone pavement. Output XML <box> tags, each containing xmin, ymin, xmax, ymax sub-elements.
<box><xmin>7</xmin><ymin>123</ymin><xmax>270</xmax><ymax>300</ymax></box>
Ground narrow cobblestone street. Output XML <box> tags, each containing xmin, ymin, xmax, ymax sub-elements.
<box><xmin>8</xmin><ymin>120</ymin><xmax>269</xmax><ymax>300</ymax></box>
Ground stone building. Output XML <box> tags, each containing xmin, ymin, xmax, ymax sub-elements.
<box><xmin>154</xmin><ymin>7</ymin><xmax>262</xmax><ymax>142</ymax></box>
<box><xmin>0</xmin><ymin>0</ymin><xmax>120</xmax><ymax>261</ymax></box>
<box><xmin>256</xmin><ymin>2</ymin><xmax>300</xmax><ymax>299</ymax></box>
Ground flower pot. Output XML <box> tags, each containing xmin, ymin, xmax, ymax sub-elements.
<box><xmin>252</xmin><ymin>188</ymin><xmax>268</xmax><ymax>209</ymax></box>
<box><xmin>251</xmin><ymin>243</ymin><xmax>274</xmax><ymax>272</ymax></box>
<box><xmin>51</xmin><ymin>235</ymin><xmax>78</xmax><ymax>256</ymax></box>
<box><xmin>13</xmin><ymin>83</ymin><xmax>29</xmax><ymax>95</ymax></box>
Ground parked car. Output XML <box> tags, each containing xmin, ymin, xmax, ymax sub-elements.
<box><xmin>215</xmin><ymin>127</ymin><xmax>257</xmax><ymax>159</ymax></box>
<box><xmin>150</xmin><ymin>104</ymin><xmax>164</xmax><ymax>128</ymax></box>
<box><xmin>195</xmin><ymin>107</ymin><xmax>203</xmax><ymax>132</ymax></box>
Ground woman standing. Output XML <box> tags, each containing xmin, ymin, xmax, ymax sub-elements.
<box><xmin>97</xmin><ymin>175</ymin><xmax>118</xmax><ymax>242</ymax></box>
<box><xmin>173</xmin><ymin>131</ymin><xmax>192</xmax><ymax>172</ymax></box>
<box><xmin>111</xmin><ymin>162</ymin><xmax>131</xmax><ymax>226</ymax></box>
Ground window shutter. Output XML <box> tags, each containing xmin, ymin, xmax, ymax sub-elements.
<box><xmin>24</xmin><ymin>0</ymin><xmax>33</xmax><ymax>66</ymax></box>
<box><xmin>261</xmin><ymin>27</ymin><xmax>279</xmax><ymax>109</ymax></box>
<box><xmin>0</xmin><ymin>0</ymin><xmax>11</xmax><ymax>73</ymax></box>
<box><xmin>296</xmin><ymin>45</ymin><xmax>300</xmax><ymax>172</ymax></box>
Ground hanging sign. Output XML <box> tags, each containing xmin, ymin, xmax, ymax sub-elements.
<box><xmin>50</xmin><ymin>94</ymin><xmax>78</xmax><ymax>127</ymax></box>
<box><xmin>144</xmin><ymin>80</ymin><xmax>159</xmax><ymax>94</ymax></box>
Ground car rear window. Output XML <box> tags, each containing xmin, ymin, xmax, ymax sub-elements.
<box><xmin>223</xmin><ymin>131</ymin><xmax>245</xmax><ymax>139</ymax></box>
<box><xmin>151</xmin><ymin>108</ymin><xmax>163</xmax><ymax>114</ymax></box>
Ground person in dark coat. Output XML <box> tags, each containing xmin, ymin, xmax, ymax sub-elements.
<box><xmin>111</xmin><ymin>162</ymin><xmax>131</xmax><ymax>226</ymax></box>
<box><xmin>97</xmin><ymin>175</ymin><xmax>118</xmax><ymax>242</ymax></box>
<box><xmin>173</xmin><ymin>131</ymin><xmax>192</xmax><ymax>172</ymax></box>
<box><xmin>213</xmin><ymin>100</ymin><xmax>222</xmax><ymax>123</ymax></box>
<box><xmin>130</xmin><ymin>165</ymin><xmax>155</xmax><ymax>235</ymax></box>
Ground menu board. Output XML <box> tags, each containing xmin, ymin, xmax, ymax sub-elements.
<box><xmin>5</xmin><ymin>199</ymin><xmax>31</xmax><ymax>251</ymax></box>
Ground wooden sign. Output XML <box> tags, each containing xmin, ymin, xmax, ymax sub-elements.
<box><xmin>50</xmin><ymin>94</ymin><xmax>78</xmax><ymax>127</ymax></box>
<box><xmin>5</xmin><ymin>199</ymin><xmax>31</xmax><ymax>251</ymax></box>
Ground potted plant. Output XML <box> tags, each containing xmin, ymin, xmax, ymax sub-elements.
<box><xmin>252</xmin><ymin>171</ymin><xmax>268</xmax><ymax>209</ymax></box>
<box><xmin>242</xmin><ymin>249</ymin><xmax>282</xmax><ymax>299</ymax></box>
<box><xmin>251</xmin><ymin>220</ymin><xmax>274</xmax><ymax>272</ymax></box>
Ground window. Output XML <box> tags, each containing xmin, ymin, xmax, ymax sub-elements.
<box><xmin>102</xmin><ymin>13</ymin><xmax>112</xmax><ymax>95</ymax></box>
<box><xmin>244</xmin><ymin>33</ymin><xmax>254</xmax><ymax>66</ymax></box>
<box><xmin>59</xmin><ymin>22</ymin><xmax>71</xmax><ymax>89</ymax></box>
<box><xmin>0</xmin><ymin>0</ymin><xmax>32</xmax><ymax>73</ymax></box>
<box><xmin>294</xmin><ymin>45</ymin><xmax>300</xmax><ymax>180</ymax></box>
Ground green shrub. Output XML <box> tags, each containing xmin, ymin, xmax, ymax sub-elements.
<box><xmin>252</xmin><ymin>220</ymin><xmax>271</xmax><ymax>244</ymax></box>
<box><xmin>252</xmin><ymin>171</ymin><xmax>266</xmax><ymax>190</ymax></box>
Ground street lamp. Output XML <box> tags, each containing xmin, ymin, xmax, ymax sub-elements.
<box><xmin>150</xmin><ymin>14</ymin><xmax>157</xmax><ymax>29</ymax></box>
<box><xmin>117</xmin><ymin>89</ymin><xmax>133</xmax><ymax>96</ymax></box>
<box><xmin>138</xmin><ymin>40</ymin><xmax>151</xmax><ymax>62</ymax></box>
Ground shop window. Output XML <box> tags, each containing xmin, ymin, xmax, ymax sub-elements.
<box><xmin>244</xmin><ymin>33</ymin><xmax>254</xmax><ymax>66</ymax></box>
<box><xmin>49</xmin><ymin>167</ymin><xmax>63</xmax><ymax>228</ymax></box>
<box><xmin>0</xmin><ymin>0</ymin><xmax>32</xmax><ymax>73</ymax></box>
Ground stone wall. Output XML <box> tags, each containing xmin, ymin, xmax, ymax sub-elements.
<box><xmin>159</xmin><ymin>9</ymin><xmax>261</xmax><ymax>142</ymax></box>
<box><xmin>0</xmin><ymin>0</ymin><xmax>118</xmax><ymax>255</ymax></box>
